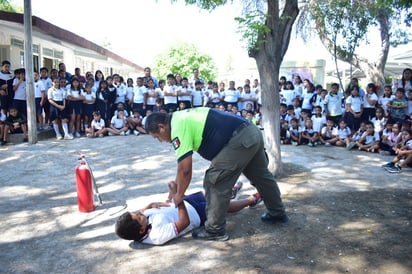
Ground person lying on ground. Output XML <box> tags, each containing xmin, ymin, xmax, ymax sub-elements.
<box><xmin>115</xmin><ymin>181</ymin><xmax>261</xmax><ymax>245</ymax></box>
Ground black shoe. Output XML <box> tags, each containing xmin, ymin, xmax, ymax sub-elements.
<box><xmin>0</xmin><ymin>140</ymin><xmax>6</xmax><ymax>146</ymax></box>
<box><xmin>192</xmin><ymin>227</ymin><xmax>229</xmax><ymax>241</ymax></box>
<box><xmin>261</xmin><ymin>213</ymin><xmax>289</xmax><ymax>224</ymax></box>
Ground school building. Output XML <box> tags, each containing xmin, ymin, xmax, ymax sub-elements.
<box><xmin>0</xmin><ymin>11</ymin><xmax>143</xmax><ymax>76</ymax></box>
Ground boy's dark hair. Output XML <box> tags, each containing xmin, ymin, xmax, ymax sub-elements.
<box><xmin>92</xmin><ymin>111</ymin><xmax>100</xmax><ymax>116</ymax></box>
<box><xmin>2</xmin><ymin>60</ymin><xmax>11</xmax><ymax>66</ymax></box>
<box><xmin>314</xmin><ymin>105</ymin><xmax>322</xmax><ymax>110</ymax></box>
<box><xmin>291</xmin><ymin>118</ymin><xmax>299</xmax><ymax>123</ymax></box>
<box><xmin>40</xmin><ymin>67</ymin><xmax>48</xmax><ymax>72</ymax></box>
<box><xmin>159</xmin><ymin>79</ymin><xmax>165</xmax><ymax>85</ymax></box>
<box><xmin>331</xmin><ymin>83</ymin><xmax>339</xmax><ymax>88</ymax></box>
<box><xmin>167</xmin><ymin>74</ymin><xmax>175</xmax><ymax>80</ymax></box>
<box><xmin>396</xmin><ymin>87</ymin><xmax>405</xmax><ymax>93</ymax></box>
<box><xmin>182</xmin><ymin>77</ymin><xmax>188</xmax><ymax>81</ymax></box>
<box><xmin>115</xmin><ymin>212</ymin><xmax>143</xmax><ymax>241</ymax></box>
<box><xmin>365</xmin><ymin>121</ymin><xmax>374</xmax><ymax>127</ymax></box>
<box><xmin>280</xmin><ymin>103</ymin><xmax>287</xmax><ymax>108</ymax></box>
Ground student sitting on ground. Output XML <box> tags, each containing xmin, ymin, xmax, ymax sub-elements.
<box><xmin>1</xmin><ymin>106</ymin><xmax>28</xmax><ymax>145</ymax></box>
<box><xmin>379</xmin><ymin>121</ymin><xmax>402</xmax><ymax>155</ymax></box>
<box><xmin>115</xmin><ymin>181</ymin><xmax>262</xmax><ymax>245</ymax></box>
<box><xmin>355</xmin><ymin>121</ymin><xmax>380</xmax><ymax>153</ymax></box>
<box><xmin>347</xmin><ymin>121</ymin><xmax>367</xmax><ymax>150</ymax></box>
<box><xmin>127</xmin><ymin>109</ymin><xmax>145</xmax><ymax>136</ymax></box>
<box><xmin>108</xmin><ymin>109</ymin><xmax>129</xmax><ymax>136</ymax></box>
<box><xmin>85</xmin><ymin>111</ymin><xmax>108</xmax><ymax>138</ymax></box>
<box><xmin>320</xmin><ymin>118</ymin><xmax>335</xmax><ymax>146</ymax></box>
<box><xmin>328</xmin><ymin>119</ymin><xmax>352</xmax><ymax>147</ymax></box>
<box><xmin>382</xmin><ymin>129</ymin><xmax>412</xmax><ymax>173</ymax></box>
<box><xmin>301</xmin><ymin>118</ymin><xmax>319</xmax><ymax>147</ymax></box>
<box><xmin>289</xmin><ymin>118</ymin><xmax>301</xmax><ymax>146</ymax></box>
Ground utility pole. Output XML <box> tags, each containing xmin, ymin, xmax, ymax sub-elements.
<box><xmin>24</xmin><ymin>0</ymin><xmax>37</xmax><ymax>144</ymax></box>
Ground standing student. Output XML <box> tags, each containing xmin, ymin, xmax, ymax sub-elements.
<box><xmin>178</xmin><ymin>77</ymin><xmax>193</xmax><ymax>109</ymax></box>
<box><xmin>323</xmin><ymin>83</ymin><xmax>343</xmax><ymax>126</ymax></box>
<box><xmin>39</xmin><ymin>67</ymin><xmax>52</xmax><ymax>128</ymax></box>
<box><xmin>132</xmin><ymin>77</ymin><xmax>147</xmax><ymax>115</ymax></box>
<box><xmin>163</xmin><ymin>74</ymin><xmax>178</xmax><ymax>113</ymax></box>
<box><xmin>48</xmin><ymin>78</ymin><xmax>72</xmax><ymax>140</ymax></box>
<box><xmin>12</xmin><ymin>68</ymin><xmax>27</xmax><ymax>117</ymax></box>
<box><xmin>33</xmin><ymin>72</ymin><xmax>46</xmax><ymax>130</ymax></box>
<box><xmin>345</xmin><ymin>86</ymin><xmax>364</xmax><ymax>131</ymax></box>
<box><xmin>144</xmin><ymin>79</ymin><xmax>159</xmax><ymax>112</ymax></box>
<box><xmin>191</xmin><ymin>80</ymin><xmax>204</xmax><ymax>108</ymax></box>
<box><xmin>82</xmin><ymin>83</ymin><xmax>96</xmax><ymax>131</ymax></box>
<box><xmin>378</xmin><ymin>85</ymin><xmax>394</xmax><ymax>117</ymax></box>
<box><xmin>67</xmin><ymin>77</ymin><xmax>85</xmax><ymax>137</ymax></box>
<box><xmin>362</xmin><ymin>83</ymin><xmax>378</xmax><ymax>121</ymax></box>
<box><xmin>95</xmin><ymin>80</ymin><xmax>111</xmax><ymax>125</ymax></box>
<box><xmin>0</xmin><ymin>60</ymin><xmax>15</xmax><ymax>116</ymax></box>
<box><xmin>222</xmin><ymin>80</ymin><xmax>240</xmax><ymax>109</ymax></box>
<box><xmin>93</xmin><ymin>70</ymin><xmax>105</xmax><ymax>91</ymax></box>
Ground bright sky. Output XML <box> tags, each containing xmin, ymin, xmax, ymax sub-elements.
<box><xmin>25</xmin><ymin>0</ymin><xmax>252</xmax><ymax>72</ymax></box>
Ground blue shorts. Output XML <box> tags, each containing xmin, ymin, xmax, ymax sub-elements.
<box><xmin>184</xmin><ymin>191</ymin><xmax>207</xmax><ymax>226</ymax></box>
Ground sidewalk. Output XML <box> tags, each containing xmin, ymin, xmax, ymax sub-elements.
<box><xmin>0</xmin><ymin>135</ymin><xmax>410</xmax><ymax>273</ymax></box>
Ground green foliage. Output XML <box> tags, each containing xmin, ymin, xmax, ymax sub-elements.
<box><xmin>0</xmin><ymin>0</ymin><xmax>22</xmax><ymax>12</ymax></box>
<box><xmin>235</xmin><ymin>11</ymin><xmax>271</xmax><ymax>52</ymax></box>
<box><xmin>152</xmin><ymin>42</ymin><xmax>218</xmax><ymax>82</ymax></box>
<box><xmin>170</xmin><ymin>0</ymin><xmax>227</xmax><ymax>11</ymax></box>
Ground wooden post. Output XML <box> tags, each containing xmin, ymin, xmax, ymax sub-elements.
<box><xmin>24</xmin><ymin>0</ymin><xmax>37</xmax><ymax>144</ymax></box>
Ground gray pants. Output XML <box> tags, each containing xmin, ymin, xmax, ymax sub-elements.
<box><xmin>203</xmin><ymin>124</ymin><xmax>285</xmax><ymax>234</ymax></box>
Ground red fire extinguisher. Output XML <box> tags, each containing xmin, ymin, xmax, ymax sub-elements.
<box><xmin>75</xmin><ymin>161</ymin><xmax>95</xmax><ymax>212</ymax></box>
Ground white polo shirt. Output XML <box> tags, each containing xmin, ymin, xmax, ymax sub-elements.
<box><xmin>346</xmin><ymin>96</ymin><xmax>363</xmax><ymax>112</ymax></box>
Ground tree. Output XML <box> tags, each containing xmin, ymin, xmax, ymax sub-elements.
<box><xmin>298</xmin><ymin>0</ymin><xmax>411</xmax><ymax>91</ymax></box>
<box><xmin>171</xmin><ymin>0</ymin><xmax>299</xmax><ymax>175</ymax></box>
<box><xmin>152</xmin><ymin>42</ymin><xmax>218</xmax><ymax>81</ymax></box>
<box><xmin>0</xmin><ymin>0</ymin><xmax>23</xmax><ymax>12</ymax></box>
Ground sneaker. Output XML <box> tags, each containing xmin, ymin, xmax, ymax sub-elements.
<box><xmin>261</xmin><ymin>213</ymin><xmax>289</xmax><ymax>224</ymax></box>
<box><xmin>346</xmin><ymin>141</ymin><xmax>356</xmax><ymax>150</ymax></box>
<box><xmin>86</xmin><ymin>133</ymin><xmax>92</xmax><ymax>138</ymax></box>
<box><xmin>120</xmin><ymin>131</ymin><xmax>125</xmax><ymax>136</ymax></box>
<box><xmin>381</xmin><ymin>162</ymin><xmax>394</xmax><ymax>168</ymax></box>
<box><xmin>108</xmin><ymin>132</ymin><xmax>114</xmax><ymax>136</ymax></box>
<box><xmin>98</xmin><ymin>134</ymin><xmax>104</xmax><ymax>138</ymax></box>
<box><xmin>291</xmin><ymin>141</ymin><xmax>298</xmax><ymax>146</ymax></box>
<box><xmin>75</xmin><ymin>132</ymin><xmax>81</xmax><ymax>138</ymax></box>
<box><xmin>56</xmin><ymin>134</ymin><xmax>63</xmax><ymax>140</ymax></box>
<box><xmin>231</xmin><ymin>181</ymin><xmax>243</xmax><ymax>199</ymax></box>
<box><xmin>0</xmin><ymin>140</ymin><xmax>6</xmax><ymax>146</ymax></box>
<box><xmin>249</xmin><ymin>192</ymin><xmax>263</xmax><ymax>208</ymax></box>
<box><xmin>386</xmin><ymin>164</ymin><xmax>401</xmax><ymax>173</ymax></box>
<box><xmin>125</xmin><ymin>130</ymin><xmax>130</xmax><ymax>136</ymax></box>
<box><xmin>325</xmin><ymin>142</ymin><xmax>331</xmax><ymax>146</ymax></box>
<box><xmin>64</xmin><ymin>134</ymin><xmax>74</xmax><ymax>140</ymax></box>
<box><xmin>192</xmin><ymin>227</ymin><xmax>229</xmax><ymax>241</ymax></box>
<box><xmin>133</xmin><ymin>130</ymin><xmax>140</xmax><ymax>136</ymax></box>
<box><xmin>307</xmin><ymin>141</ymin><xmax>314</xmax><ymax>147</ymax></box>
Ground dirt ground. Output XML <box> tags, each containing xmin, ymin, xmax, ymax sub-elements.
<box><xmin>0</xmin><ymin>134</ymin><xmax>411</xmax><ymax>273</ymax></box>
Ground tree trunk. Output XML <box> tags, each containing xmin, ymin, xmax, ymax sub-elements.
<box><xmin>249</xmin><ymin>0</ymin><xmax>299</xmax><ymax>176</ymax></box>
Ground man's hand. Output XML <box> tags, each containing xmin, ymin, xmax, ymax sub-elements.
<box><xmin>172</xmin><ymin>193</ymin><xmax>184</xmax><ymax>207</ymax></box>
<box><xmin>166</xmin><ymin>181</ymin><xmax>177</xmax><ymax>203</ymax></box>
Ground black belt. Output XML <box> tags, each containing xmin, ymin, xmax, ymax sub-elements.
<box><xmin>232</xmin><ymin>121</ymin><xmax>250</xmax><ymax>137</ymax></box>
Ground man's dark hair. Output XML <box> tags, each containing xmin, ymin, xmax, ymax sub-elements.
<box><xmin>144</xmin><ymin>112</ymin><xmax>170</xmax><ymax>134</ymax></box>
<box><xmin>115</xmin><ymin>212</ymin><xmax>144</xmax><ymax>241</ymax></box>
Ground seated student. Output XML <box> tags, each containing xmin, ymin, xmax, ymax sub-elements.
<box><xmin>311</xmin><ymin>105</ymin><xmax>326</xmax><ymax>134</ymax></box>
<box><xmin>379</xmin><ymin>122</ymin><xmax>402</xmax><ymax>155</ymax></box>
<box><xmin>115</xmin><ymin>181</ymin><xmax>262</xmax><ymax>245</ymax></box>
<box><xmin>0</xmin><ymin>110</ymin><xmax>5</xmax><ymax>142</ymax></box>
<box><xmin>85</xmin><ymin>111</ymin><xmax>108</xmax><ymax>138</ymax></box>
<box><xmin>319</xmin><ymin>118</ymin><xmax>335</xmax><ymax>146</ymax></box>
<box><xmin>1</xmin><ymin>106</ymin><xmax>28</xmax><ymax>145</ymax></box>
<box><xmin>370</xmin><ymin>106</ymin><xmax>387</xmax><ymax>135</ymax></box>
<box><xmin>285</xmin><ymin>105</ymin><xmax>297</xmax><ymax>127</ymax></box>
<box><xmin>127</xmin><ymin>109</ymin><xmax>145</xmax><ymax>136</ymax></box>
<box><xmin>355</xmin><ymin>121</ymin><xmax>380</xmax><ymax>152</ymax></box>
<box><xmin>280</xmin><ymin>120</ymin><xmax>290</xmax><ymax>144</ymax></box>
<box><xmin>328</xmin><ymin>119</ymin><xmax>351</xmax><ymax>147</ymax></box>
<box><xmin>347</xmin><ymin>121</ymin><xmax>367</xmax><ymax>150</ymax></box>
<box><xmin>382</xmin><ymin>129</ymin><xmax>412</xmax><ymax>173</ymax></box>
<box><xmin>108</xmin><ymin>109</ymin><xmax>129</xmax><ymax>136</ymax></box>
<box><xmin>246</xmin><ymin>110</ymin><xmax>257</xmax><ymax>125</ymax></box>
<box><xmin>301</xmin><ymin>118</ymin><xmax>319</xmax><ymax>147</ymax></box>
<box><xmin>289</xmin><ymin>118</ymin><xmax>301</xmax><ymax>146</ymax></box>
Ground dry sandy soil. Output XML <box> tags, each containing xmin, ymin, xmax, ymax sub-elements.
<box><xmin>0</xmin><ymin>134</ymin><xmax>411</xmax><ymax>273</ymax></box>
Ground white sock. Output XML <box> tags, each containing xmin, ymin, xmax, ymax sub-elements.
<box><xmin>53</xmin><ymin>123</ymin><xmax>60</xmax><ymax>135</ymax></box>
<box><xmin>62</xmin><ymin>122</ymin><xmax>69</xmax><ymax>135</ymax></box>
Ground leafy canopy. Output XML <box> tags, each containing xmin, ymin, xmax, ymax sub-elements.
<box><xmin>152</xmin><ymin>42</ymin><xmax>218</xmax><ymax>82</ymax></box>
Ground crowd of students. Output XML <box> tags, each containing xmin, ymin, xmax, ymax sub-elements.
<box><xmin>277</xmin><ymin>68</ymin><xmax>412</xmax><ymax>173</ymax></box>
<box><xmin>1</xmin><ymin>59</ymin><xmax>411</xmax><ymax>173</ymax></box>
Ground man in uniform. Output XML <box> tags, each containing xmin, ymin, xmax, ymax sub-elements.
<box><xmin>145</xmin><ymin>107</ymin><xmax>288</xmax><ymax>241</ymax></box>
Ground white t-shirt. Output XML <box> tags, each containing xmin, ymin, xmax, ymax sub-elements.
<box><xmin>333</xmin><ymin>126</ymin><xmax>351</xmax><ymax>139</ymax></box>
<box><xmin>346</xmin><ymin>96</ymin><xmax>363</xmax><ymax>112</ymax></box>
<box><xmin>34</xmin><ymin>80</ymin><xmax>45</xmax><ymax>98</ymax></box>
<box><xmin>240</xmin><ymin>92</ymin><xmax>256</xmax><ymax>110</ymax></box>
<box><xmin>361</xmin><ymin>131</ymin><xmax>380</xmax><ymax>145</ymax></box>
<box><xmin>378</xmin><ymin>95</ymin><xmax>394</xmax><ymax>114</ymax></box>
<box><xmin>81</xmin><ymin>90</ymin><xmax>96</xmax><ymax>104</ymax></box>
<box><xmin>363</xmin><ymin>93</ymin><xmax>378</xmax><ymax>108</ymax></box>
<box><xmin>141</xmin><ymin>201</ymin><xmax>200</xmax><ymax>245</ymax></box>
<box><xmin>280</xmin><ymin>89</ymin><xmax>296</xmax><ymax>106</ymax></box>
<box><xmin>111</xmin><ymin>115</ymin><xmax>126</xmax><ymax>129</ymax></box>
<box><xmin>164</xmin><ymin>85</ymin><xmax>178</xmax><ymax>104</ymax></box>
<box><xmin>115</xmin><ymin>83</ymin><xmax>127</xmax><ymax>104</ymax></box>
<box><xmin>91</xmin><ymin>118</ymin><xmax>105</xmax><ymax>130</ymax></box>
<box><xmin>133</xmin><ymin>85</ymin><xmax>147</xmax><ymax>104</ymax></box>
<box><xmin>371</xmin><ymin>117</ymin><xmax>387</xmax><ymax>133</ymax></box>
<box><xmin>301</xmin><ymin>92</ymin><xmax>314</xmax><ymax>110</ymax></box>
<box><xmin>146</xmin><ymin>88</ymin><xmax>159</xmax><ymax>106</ymax></box>
<box><xmin>209</xmin><ymin>91</ymin><xmax>222</xmax><ymax>104</ymax></box>
<box><xmin>191</xmin><ymin>89</ymin><xmax>203</xmax><ymax>106</ymax></box>
<box><xmin>324</xmin><ymin>91</ymin><xmax>343</xmax><ymax>116</ymax></box>
<box><xmin>13</xmin><ymin>78</ymin><xmax>26</xmax><ymax>100</ymax></box>
<box><xmin>178</xmin><ymin>86</ymin><xmax>193</xmax><ymax>102</ymax></box>
<box><xmin>47</xmin><ymin>87</ymin><xmax>66</xmax><ymax>101</ymax></box>
<box><xmin>40</xmin><ymin>77</ymin><xmax>52</xmax><ymax>93</ymax></box>
<box><xmin>311</xmin><ymin>115</ymin><xmax>326</xmax><ymax>133</ymax></box>
<box><xmin>223</xmin><ymin>89</ymin><xmax>240</xmax><ymax>103</ymax></box>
